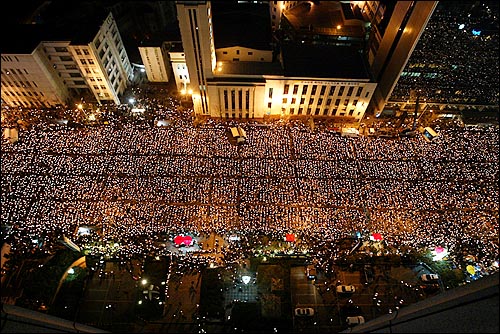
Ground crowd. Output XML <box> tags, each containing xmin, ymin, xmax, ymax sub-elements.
<box><xmin>1</xmin><ymin>82</ymin><xmax>499</xmax><ymax>279</ymax></box>
<box><xmin>390</xmin><ymin>1</ymin><xmax>499</xmax><ymax>106</ymax></box>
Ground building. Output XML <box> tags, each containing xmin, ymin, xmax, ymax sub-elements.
<box><xmin>360</xmin><ymin>1</ymin><xmax>439</xmax><ymax>114</ymax></box>
<box><xmin>175</xmin><ymin>1</ymin><xmax>437</xmax><ymax>121</ymax></box>
<box><xmin>138</xmin><ymin>40</ymin><xmax>190</xmax><ymax>93</ymax></box>
<box><xmin>176</xmin><ymin>0</ymin><xmax>385</xmax><ymax>121</ymax></box>
<box><xmin>1</xmin><ymin>3</ymin><xmax>133</xmax><ymax>108</ymax></box>
<box><xmin>167</xmin><ymin>41</ymin><xmax>191</xmax><ymax>92</ymax></box>
<box><xmin>139</xmin><ymin>43</ymin><xmax>172</xmax><ymax>82</ymax></box>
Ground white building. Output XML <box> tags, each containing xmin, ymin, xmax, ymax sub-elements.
<box><xmin>139</xmin><ymin>43</ymin><xmax>171</xmax><ymax>82</ymax></box>
<box><xmin>1</xmin><ymin>11</ymin><xmax>133</xmax><ymax>108</ymax></box>
<box><xmin>167</xmin><ymin>42</ymin><xmax>190</xmax><ymax>92</ymax></box>
<box><xmin>176</xmin><ymin>0</ymin><xmax>376</xmax><ymax>121</ymax></box>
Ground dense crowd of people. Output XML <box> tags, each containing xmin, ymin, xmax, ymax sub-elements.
<box><xmin>1</xmin><ymin>93</ymin><xmax>498</xmax><ymax>279</ymax></box>
<box><xmin>391</xmin><ymin>1</ymin><xmax>499</xmax><ymax>105</ymax></box>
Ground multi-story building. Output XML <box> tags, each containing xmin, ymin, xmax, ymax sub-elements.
<box><xmin>176</xmin><ymin>0</ymin><xmax>382</xmax><ymax>121</ymax></box>
<box><xmin>359</xmin><ymin>1</ymin><xmax>438</xmax><ymax>113</ymax></box>
<box><xmin>167</xmin><ymin>42</ymin><xmax>191</xmax><ymax>92</ymax></box>
<box><xmin>139</xmin><ymin>43</ymin><xmax>172</xmax><ymax>83</ymax></box>
<box><xmin>138</xmin><ymin>40</ymin><xmax>190</xmax><ymax>92</ymax></box>
<box><xmin>1</xmin><ymin>8</ymin><xmax>133</xmax><ymax>108</ymax></box>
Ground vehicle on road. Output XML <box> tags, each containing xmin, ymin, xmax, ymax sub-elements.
<box><xmin>421</xmin><ymin>273</ymin><xmax>439</xmax><ymax>282</ymax></box>
<box><xmin>336</xmin><ymin>285</ymin><xmax>356</xmax><ymax>293</ymax></box>
<box><xmin>306</xmin><ymin>264</ymin><xmax>317</xmax><ymax>280</ymax></box>
<box><xmin>346</xmin><ymin>315</ymin><xmax>365</xmax><ymax>325</ymax></box>
<box><xmin>295</xmin><ymin>307</ymin><xmax>314</xmax><ymax>317</ymax></box>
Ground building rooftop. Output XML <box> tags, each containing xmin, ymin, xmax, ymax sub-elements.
<box><xmin>214</xmin><ymin>61</ymin><xmax>283</xmax><ymax>77</ymax></box>
<box><xmin>211</xmin><ymin>0</ymin><xmax>273</xmax><ymax>50</ymax></box>
<box><xmin>283</xmin><ymin>1</ymin><xmax>365</xmax><ymax>38</ymax></box>
<box><xmin>281</xmin><ymin>43</ymin><xmax>371</xmax><ymax>79</ymax></box>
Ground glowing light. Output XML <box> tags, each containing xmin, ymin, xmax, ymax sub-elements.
<box><xmin>141</xmin><ymin>279</ymin><xmax>148</xmax><ymax>285</ymax></box>
<box><xmin>458</xmin><ymin>24</ymin><xmax>465</xmax><ymax>29</ymax></box>
<box><xmin>68</xmin><ymin>268</ymin><xmax>75</xmax><ymax>274</ymax></box>
<box><xmin>337</xmin><ymin>25</ymin><xmax>341</xmax><ymax>30</ymax></box>
<box><xmin>181</xmin><ymin>89</ymin><xmax>186</xmax><ymax>95</ymax></box>
<box><xmin>242</xmin><ymin>275</ymin><xmax>251</xmax><ymax>284</ymax></box>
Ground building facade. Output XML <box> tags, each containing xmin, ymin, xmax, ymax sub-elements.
<box><xmin>1</xmin><ymin>12</ymin><xmax>133</xmax><ymax>108</ymax></box>
<box><xmin>176</xmin><ymin>0</ymin><xmax>378</xmax><ymax>121</ymax></box>
<box><xmin>139</xmin><ymin>44</ymin><xmax>171</xmax><ymax>82</ymax></box>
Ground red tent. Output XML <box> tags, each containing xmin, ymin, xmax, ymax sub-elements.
<box><xmin>285</xmin><ymin>233</ymin><xmax>295</xmax><ymax>242</ymax></box>
<box><xmin>371</xmin><ymin>233</ymin><xmax>383</xmax><ymax>241</ymax></box>
<box><xmin>174</xmin><ymin>235</ymin><xmax>193</xmax><ymax>246</ymax></box>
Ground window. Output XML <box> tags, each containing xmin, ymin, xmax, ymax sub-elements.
<box><xmin>311</xmin><ymin>85</ymin><xmax>317</xmax><ymax>95</ymax></box>
<box><xmin>298</xmin><ymin>107</ymin><xmax>303</xmax><ymax>115</ymax></box>
<box><xmin>290</xmin><ymin>108</ymin><xmax>295</xmax><ymax>114</ymax></box>
<box><xmin>291</xmin><ymin>98</ymin><xmax>296</xmax><ymax>104</ymax></box>
<box><xmin>223</xmin><ymin>51</ymin><xmax>228</xmax><ymax>54</ymax></box>
<box><xmin>81</xmin><ymin>59</ymin><xmax>87</xmax><ymax>65</ymax></box>
<box><xmin>323</xmin><ymin>109</ymin><xmax>329</xmax><ymax>116</ymax></box>
<box><xmin>55</xmin><ymin>47</ymin><xmax>68</xmax><ymax>52</ymax></box>
<box><xmin>307</xmin><ymin>108</ymin><xmax>312</xmax><ymax>114</ymax></box>
<box><xmin>335</xmin><ymin>99</ymin><xmax>340</xmax><ymax>106</ymax></box>
<box><xmin>320</xmin><ymin>85</ymin><xmax>326</xmax><ymax>95</ymax></box>
<box><xmin>231</xmin><ymin>91</ymin><xmax>236</xmax><ymax>109</ymax></box>
<box><xmin>283</xmin><ymin>84</ymin><xmax>289</xmax><ymax>94</ymax></box>
<box><xmin>88</xmin><ymin>59</ymin><xmax>95</xmax><ymax>65</ymax></box>
<box><xmin>338</xmin><ymin>86</ymin><xmax>344</xmax><ymax>95</ymax></box>
<box><xmin>69</xmin><ymin>73</ymin><xmax>80</xmax><ymax>77</ymax></box>
<box><xmin>318</xmin><ymin>98</ymin><xmax>323</xmax><ymax>105</ymax></box>
<box><xmin>248</xmin><ymin>52</ymin><xmax>253</xmax><ymax>55</ymax></box>
<box><xmin>327</xmin><ymin>98</ymin><xmax>332</xmax><ymax>105</ymax></box>
<box><xmin>224</xmin><ymin>90</ymin><xmax>228</xmax><ymax>110</ymax></box>
<box><xmin>293</xmin><ymin>85</ymin><xmax>298</xmax><ymax>94</ymax></box>
<box><xmin>343</xmin><ymin>100</ymin><xmax>349</xmax><ymax>106</ymax></box>
<box><xmin>347</xmin><ymin>86</ymin><xmax>354</xmax><ymax>96</ymax></box>
<box><xmin>302</xmin><ymin>85</ymin><xmax>308</xmax><ymax>95</ymax></box>
<box><xmin>83</xmin><ymin>49</ymin><xmax>90</xmax><ymax>55</ymax></box>
<box><xmin>236</xmin><ymin>50</ymin><xmax>240</xmax><ymax>55</ymax></box>
<box><xmin>269</xmin><ymin>87</ymin><xmax>273</xmax><ymax>98</ymax></box>
<box><xmin>329</xmin><ymin>86</ymin><xmax>336</xmax><ymax>95</ymax></box>
<box><xmin>356</xmin><ymin>87</ymin><xmax>363</xmax><ymax>97</ymax></box>
<box><xmin>238</xmin><ymin>90</ymin><xmax>242</xmax><ymax>110</ymax></box>
<box><xmin>315</xmin><ymin>108</ymin><xmax>320</xmax><ymax>115</ymax></box>
<box><xmin>353</xmin><ymin>100</ymin><xmax>358</xmax><ymax>106</ymax></box>
<box><xmin>300</xmin><ymin>97</ymin><xmax>305</xmax><ymax>104</ymax></box>
<box><xmin>308</xmin><ymin>98</ymin><xmax>314</xmax><ymax>105</ymax></box>
<box><xmin>349</xmin><ymin>109</ymin><xmax>355</xmax><ymax>116</ymax></box>
<box><xmin>365</xmin><ymin>92</ymin><xmax>370</xmax><ymax>97</ymax></box>
<box><xmin>283</xmin><ymin>98</ymin><xmax>287</xmax><ymax>104</ymax></box>
<box><xmin>245</xmin><ymin>90</ymin><xmax>249</xmax><ymax>110</ymax></box>
<box><xmin>60</xmin><ymin>56</ymin><xmax>72</xmax><ymax>61</ymax></box>
<box><xmin>268</xmin><ymin>102</ymin><xmax>272</xmax><ymax>108</ymax></box>
<box><xmin>232</xmin><ymin>58</ymin><xmax>239</xmax><ymax>61</ymax></box>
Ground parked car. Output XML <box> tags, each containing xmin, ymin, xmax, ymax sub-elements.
<box><xmin>306</xmin><ymin>264</ymin><xmax>317</xmax><ymax>280</ymax></box>
<box><xmin>295</xmin><ymin>307</ymin><xmax>314</xmax><ymax>317</ymax></box>
<box><xmin>336</xmin><ymin>285</ymin><xmax>356</xmax><ymax>293</ymax></box>
<box><xmin>421</xmin><ymin>273</ymin><xmax>439</xmax><ymax>282</ymax></box>
<box><xmin>346</xmin><ymin>315</ymin><xmax>365</xmax><ymax>325</ymax></box>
